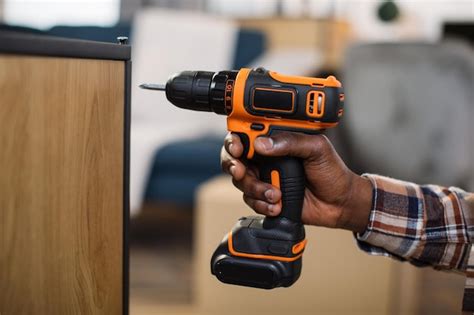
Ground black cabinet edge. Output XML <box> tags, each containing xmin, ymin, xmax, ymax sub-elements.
<box><xmin>122</xmin><ymin>60</ymin><xmax>131</xmax><ymax>315</ymax></box>
<box><xmin>0</xmin><ymin>31</ymin><xmax>131</xmax><ymax>60</ymax></box>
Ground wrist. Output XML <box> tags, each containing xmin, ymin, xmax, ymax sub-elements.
<box><xmin>340</xmin><ymin>173</ymin><xmax>373</xmax><ymax>233</ymax></box>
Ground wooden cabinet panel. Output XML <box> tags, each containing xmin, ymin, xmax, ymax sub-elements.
<box><xmin>0</xmin><ymin>55</ymin><xmax>126</xmax><ymax>315</ymax></box>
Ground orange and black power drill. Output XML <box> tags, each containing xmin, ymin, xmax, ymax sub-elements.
<box><xmin>140</xmin><ymin>67</ymin><xmax>344</xmax><ymax>289</ymax></box>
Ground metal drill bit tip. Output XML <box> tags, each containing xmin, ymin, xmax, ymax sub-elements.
<box><xmin>139</xmin><ymin>83</ymin><xmax>166</xmax><ymax>91</ymax></box>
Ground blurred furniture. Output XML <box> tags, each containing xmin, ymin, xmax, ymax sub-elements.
<box><xmin>129</xmin><ymin>9</ymin><xmax>236</xmax><ymax>214</ymax></box>
<box><xmin>45</xmin><ymin>24</ymin><xmax>265</xmax><ymax>69</ymax></box>
<box><xmin>443</xmin><ymin>22</ymin><xmax>474</xmax><ymax>45</ymax></box>
<box><xmin>39</xmin><ymin>18</ymin><xmax>267</xmax><ymax>211</ymax></box>
<box><xmin>344</xmin><ymin>42</ymin><xmax>474</xmax><ymax>190</ymax></box>
<box><xmin>342</xmin><ymin>41</ymin><xmax>473</xmax><ymax>314</ymax></box>
<box><xmin>139</xmin><ymin>18</ymin><xmax>351</xmax><ymax>210</ymax></box>
<box><xmin>143</xmin><ymin>29</ymin><xmax>266</xmax><ymax>207</ymax></box>
<box><xmin>192</xmin><ymin>176</ymin><xmax>446</xmax><ymax>315</ymax></box>
<box><xmin>141</xmin><ymin>19</ymin><xmax>350</xmax><ymax>210</ymax></box>
<box><xmin>237</xmin><ymin>18</ymin><xmax>352</xmax><ymax>71</ymax></box>
<box><xmin>0</xmin><ymin>32</ymin><xmax>131</xmax><ymax>315</ymax></box>
<box><xmin>145</xmin><ymin>137</ymin><xmax>223</xmax><ymax>206</ymax></box>
<box><xmin>48</xmin><ymin>24</ymin><xmax>131</xmax><ymax>43</ymax></box>
<box><xmin>232</xmin><ymin>28</ymin><xmax>267</xmax><ymax>69</ymax></box>
<box><xmin>0</xmin><ymin>23</ymin><xmax>44</xmax><ymax>34</ymax></box>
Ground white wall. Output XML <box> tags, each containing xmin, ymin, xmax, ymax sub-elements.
<box><xmin>0</xmin><ymin>0</ymin><xmax>3</xmax><ymax>22</ymax></box>
<box><xmin>208</xmin><ymin>0</ymin><xmax>474</xmax><ymax>42</ymax></box>
<box><xmin>4</xmin><ymin>0</ymin><xmax>120</xmax><ymax>29</ymax></box>
<box><xmin>336</xmin><ymin>0</ymin><xmax>474</xmax><ymax>42</ymax></box>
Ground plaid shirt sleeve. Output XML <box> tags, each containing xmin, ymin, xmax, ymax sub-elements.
<box><xmin>355</xmin><ymin>174</ymin><xmax>474</xmax><ymax>311</ymax></box>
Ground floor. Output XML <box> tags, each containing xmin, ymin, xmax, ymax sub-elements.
<box><xmin>130</xmin><ymin>244</ymin><xmax>192</xmax><ymax>305</ymax></box>
<box><xmin>129</xmin><ymin>203</ymin><xmax>195</xmax><ymax>315</ymax></box>
<box><xmin>128</xmin><ymin>203</ymin><xmax>466</xmax><ymax>315</ymax></box>
<box><xmin>130</xmin><ymin>244</ymin><xmax>195</xmax><ymax>314</ymax></box>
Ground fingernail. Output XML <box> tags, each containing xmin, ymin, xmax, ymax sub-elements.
<box><xmin>264</xmin><ymin>189</ymin><xmax>274</xmax><ymax>202</ymax></box>
<box><xmin>267</xmin><ymin>204</ymin><xmax>275</xmax><ymax>214</ymax></box>
<box><xmin>229</xmin><ymin>165</ymin><xmax>236</xmax><ymax>176</ymax></box>
<box><xmin>255</xmin><ymin>137</ymin><xmax>273</xmax><ymax>151</ymax></box>
<box><xmin>229</xmin><ymin>143</ymin><xmax>234</xmax><ymax>153</ymax></box>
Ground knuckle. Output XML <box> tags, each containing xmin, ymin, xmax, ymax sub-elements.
<box><xmin>280</xmin><ymin>132</ymin><xmax>298</xmax><ymax>153</ymax></box>
<box><xmin>244</xmin><ymin>195</ymin><xmax>265</xmax><ymax>214</ymax></box>
<box><xmin>284</xmin><ymin>131</ymin><xmax>297</xmax><ymax>143</ymax></box>
<box><xmin>224</xmin><ymin>133</ymin><xmax>244</xmax><ymax>158</ymax></box>
<box><xmin>224</xmin><ymin>133</ymin><xmax>236</xmax><ymax>152</ymax></box>
<box><xmin>255</xmin><ymin>200</ymin><xmax>269</xmax><ymax>215</ymax></box>
<box><xmin>274</xmin><ymin>132</ymin><xmax>289</xmax><ymax>143</ymax></box>
<box><xmin>308</xmin><ymin>135</ymin><xmax>327</xmax><ymax>157</ymax></box>
<box><xmin>224</xmin><ymin>132</ymin><xmax>233</xmax><ymax>143</ymax></box>
<box><xmin>231</xmin><ymin>133</ymin><xmax>241</xmax><ymax>143</ymax></box>
<box><xmin>220</xmin><ymin>146</ymin><xmax>229</xmax><ymax>159</ymax></box>
<box><xmin>316</xmin><ymin>135</ymin><xmax>331</xmax><ymax>154</ymax></box>
<box><xmin>220</xmin><ymin>148</ymin><xmax>231</xmax><ymax>171</ymax></box>
<box><xmin>224</xmin><ymin>141</ymin><xmax>232</xmax><ymax>154</ymax></box>
<box><xmin>249</xmin><ymin>181</ymin><xmax>261</xmax><ymax>197</ymax></box>
<box><xmin>280</xmin><ymin>137</ymin><xmax>291</xmax><ymax>152</ymax></box>
<box><xmin>243</xmin><ymin>194</ymin><xmax>253</xmax><ymax>207</ymax></box>
<box><xmin>232</xmin><ymin>178</ymin><xmax>243</xmax><ymax>190</ymax></box>
<box><xmin>316</xmin><ymin>134</ymin><xmax>329</xmax><ymax>146</ymax></box>
<box><xmin>220</xmin><ymin>162</ymin><xmax>228</xmax><ymax>173</ymax></box>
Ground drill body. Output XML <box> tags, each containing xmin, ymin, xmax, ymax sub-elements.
<box><xmin>165</xmin><ymin>67</ymin><xmax>344</xmax><ymax>160</ymax></box>
<box><xmin>145</xmin><ymin>67</ymin><xmax>344</xmax><ymax>289</ymax></box>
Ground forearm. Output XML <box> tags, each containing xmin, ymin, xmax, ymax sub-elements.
<box><xmin>355</xmin><ymin>174</ymin><xmax>473</xmax><ymax>272</ymax></box>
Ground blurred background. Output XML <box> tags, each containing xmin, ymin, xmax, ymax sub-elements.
<box><xmin>1</xmin><ymin>0</ymin><xmax>472</xmax><ymax>314</ymax></box>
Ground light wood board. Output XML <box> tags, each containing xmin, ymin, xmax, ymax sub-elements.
<box><xmin>0</xmin><ymin>55</ymin><xmax>125</xmax><ymax>315</ymax></box>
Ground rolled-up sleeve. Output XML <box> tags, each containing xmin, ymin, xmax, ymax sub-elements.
<box><xmin>355</xmin><ymin>174</ymin><xmax>474</xmax><ymax>311</ymax></box>
<box><xmin>355</xmin><ymin>174</ymin><xmax>473</xmax><ymax>271</ymax></box>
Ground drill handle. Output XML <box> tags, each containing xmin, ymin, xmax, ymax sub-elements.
<box><xmin>255</xmin><ymin>155</ymin><xmax>305</xmax><ymax>223</ymax></box>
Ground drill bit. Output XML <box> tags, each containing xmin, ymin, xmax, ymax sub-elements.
<box><xmin>139</xmin><ymin>83</ymin><xmax>166</xmax><ymax>91</ymax></box>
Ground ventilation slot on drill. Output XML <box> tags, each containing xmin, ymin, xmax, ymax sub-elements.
<box><xmin>306</xmin><ymin>91</ymin><xmax>324</xmax><ymax>118</ymax></box>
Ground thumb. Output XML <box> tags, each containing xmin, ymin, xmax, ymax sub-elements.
<box><xmin>254</xmin><ymin>132</ymin><xmax>330</xmax><ymax>160</ymax></box>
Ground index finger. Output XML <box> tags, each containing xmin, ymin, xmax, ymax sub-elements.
<box><xmin>224</xmin><ymin>132</ymin><xmax>244</xmax><ymax>158</ymax></box>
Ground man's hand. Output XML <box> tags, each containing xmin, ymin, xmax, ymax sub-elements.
<box><xmin>220</xmin><ymin>132</ymin><xmax>373</xmax><ymax>234</ymax></box>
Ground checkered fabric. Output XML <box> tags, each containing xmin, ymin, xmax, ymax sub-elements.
<box><xmin>355</xmin><ymin>174</ymin><xmax>474</xmax><ymax>312</ymax></box>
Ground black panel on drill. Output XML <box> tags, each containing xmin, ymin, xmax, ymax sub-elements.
<box><xmin>252</xmin><ymin>88</ymin><xmax>295</xmax><ymax>112</ymax></box>
<box><xmin>243</xmin><ymin>69</ymin><xmax>344</xmax><ymax>123</ymax></box>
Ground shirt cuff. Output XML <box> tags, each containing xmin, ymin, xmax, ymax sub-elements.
<box><xmin>354</xmin><ymin>174</ymin><xmax>423</xmax><ymax>263</ymax></box>
<box><xmin>354</xmin><ymin>174</ymin><xmax>472</xmax><ymax>270</ymax></box>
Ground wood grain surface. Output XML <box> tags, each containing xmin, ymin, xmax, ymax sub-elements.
<box><xmin>0</xmin><ymin>55</ymin><xmax>125</xmax><ymax>315</ymax></box>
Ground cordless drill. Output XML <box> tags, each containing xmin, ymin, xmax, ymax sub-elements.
<box><xmin>140</xmin><ymin>67</ymin><xmax>344</xmax><ymax>289</ymax></box>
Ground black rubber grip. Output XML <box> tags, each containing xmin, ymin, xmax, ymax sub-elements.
<box><xmin>255</xmin><ymin>155</ymin><xmax>305</xmax><ymax>223</ymax></box>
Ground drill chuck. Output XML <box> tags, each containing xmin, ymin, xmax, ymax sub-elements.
<box><xmin>165</xmin><ymin>70</ymin><xmax>237</xmax><ymax>115</ymax></box>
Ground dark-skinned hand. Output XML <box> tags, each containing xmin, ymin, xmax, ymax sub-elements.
<box><xmin>220</xmin><ymin>132</ymin><xmax>372</xmax><ymax>234</ymax></box>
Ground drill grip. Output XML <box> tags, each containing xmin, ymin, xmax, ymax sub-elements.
<box><xmin>255</xmin><ymin>155</ymin><xmax>305</xmax><ymax>223</ymax></box>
